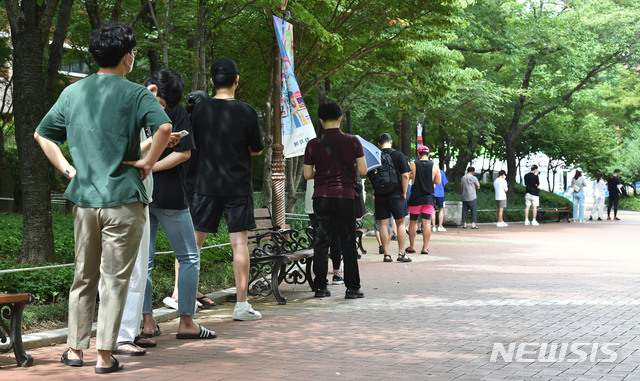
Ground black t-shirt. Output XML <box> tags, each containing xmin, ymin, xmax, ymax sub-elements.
<box><xmin>408</xmin><ymin>159</ymin><xmax>435</xmax><ymax>206</ymax></box>
<box><xmin>150</xmin><ymin>105</ymin><xmax>195</xmax><ymax>210</ymax></box>
<box><xmin>524</xmin><ymin>172</ymin><xmax>540</xmax><ymax>196</ymax></box>
<box><xmin>190</xmin><ymin>98</ymin><xmax>264</xmax><ymax>197</ymax></box>
<box><xmin>607</xmin><ymin>176</ymin><xmax>621</xmax><ymax>197</ymax></box>
<box><xmin>381</xmin><ymin>148</ymin><xmax>410</xmax><ymax>196</ymax></box>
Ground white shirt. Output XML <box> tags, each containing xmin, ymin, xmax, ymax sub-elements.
<box><xmin>593</xmin><ymin>179</ymin><xmax>606</xmax><ymax>198</ymax></box>
<box><xmin>494</xmin><ymin>176</ymin><xmax>508</xmax><ymax>201</ymax></box>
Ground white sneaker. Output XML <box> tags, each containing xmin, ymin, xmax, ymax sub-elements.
<box><xmin>497</xmin><ymin>222</ymin><xmax>508</xmax><ymax>227</ymax></box>
<box><xmin>432</xmin><ymin>226</ymin><xmax>437</xmax><ymax>232</ymax></box>
<box><xmin>233</xmin><ymin>303</ymin><xmax>262</xmax><ymax>321</ymax></box>
<box><xmin>524</xmin><ymin>219</ymin><xmax>530</xmax><ymax>226</ymax></box>
<box><xmin>162</xmin><ymin>297</ymin><xmax>178</xmax><ymax>310</ymax></box>
<box><xmin>531</xmin><ymin>220</ymin><xmax>539</xmax><ymax>226</ymax></box>
<box><xmin>437</xmin><ymin>227</ymin><xmax>447</xmax><ymax>232</ymax></box>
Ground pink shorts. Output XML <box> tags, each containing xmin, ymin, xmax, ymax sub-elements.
<box><xmin>408</xmin><ymin>204</ymin><xmax>435</xmax><ymax>216</ymax></box>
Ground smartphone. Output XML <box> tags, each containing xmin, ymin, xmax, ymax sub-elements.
<box><xmin>178</xmin><ymin>130</ymin><xmax>189</xmax><ymax>137</ymax></box>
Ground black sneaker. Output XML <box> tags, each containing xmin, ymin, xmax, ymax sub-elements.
<box><xmin>390</xmin><ymin>235</ymin><xmax>397</xmax><ymax>241</ymax></box>
<box><xmin>314</xmin><ymin>289</ymin><xmax>331</xmax><ymax>298</ymax></box>
<box><xmin>345</xmin><ymin>289</ymin><xmax>364</xmax><ymax>299</ymax></box>
<box><xmin>378</xmin><ymin>245</ymin><xmax>384</xmax><ymax>254</ymax></box>
<box><xmin>597</xmin><ymin>218</ymin><xmax>602</xmax><ymax>221</ymax></box>
<box><xmin>332</xmin><ymin>274</ymin><xmax>344</xmax><ymax>285</ymax></box>
<box><xmin>589</xmin><ymin>216</ymin><xmax>593</xmax><ymax>221</ymax></box>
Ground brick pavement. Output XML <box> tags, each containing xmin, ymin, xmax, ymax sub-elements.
<box><xmin>1</xmin><ymin>211</ymin><xmax>639</xmax><ymax>380</ymax></box>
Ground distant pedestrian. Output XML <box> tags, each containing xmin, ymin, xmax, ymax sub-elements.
<box><xmin>461</xmin><ymin>167</ymin><xmax>481</xmax><ymax>229</ymax></box>
<box><xmin>570</xmin><ymin>170</ymin><xmax>588</xmax><ymax>222</ymax></box>
<box><xmin>494</xmin><ymin>170</ymin><xmax>508</xmax><ymax>227</ymax></box>
<box><xmin>524</xmin><ymin>165</ymin><xmax>540</xmax><ymax>226</ymax></box>
<box><xmin>406</xmin><ymin>146</ymin><xmax>440</xmax><ymax>255</ymax></box>
<box><xmin>590</xmin><ymin>173</ymin><xmax>606</xmax><ymax>221</ymax></box>
<box><xmin>431</xmin><ymin>168</ymin><xmax>448</xmax><ymax>232</ymax></box>
<box><xmin>607</xmin><ymin>169</ymin><xmax>622</xmax><ymax>220</ymax></box>
<box><xmin>368</xmin><ymin>133</ymin><xmax>411</xmax><ymax>263</ymax></box>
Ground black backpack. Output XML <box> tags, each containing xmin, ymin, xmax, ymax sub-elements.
<box><xmin>367</xmin><ymin>150</ymin><xmax>399</xmax><ymax>194</ymax></box>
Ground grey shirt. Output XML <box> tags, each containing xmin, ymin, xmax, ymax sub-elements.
<box><xmin>461</xmin><ymin>173</ymin><xmax>480</xmax><ymax>201</ymax></box>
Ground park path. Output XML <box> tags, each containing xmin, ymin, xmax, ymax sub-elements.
<box><xmin>1</xmin><ymin>211</ymin><xmax>639</xmax><ymax>380</ymax></box>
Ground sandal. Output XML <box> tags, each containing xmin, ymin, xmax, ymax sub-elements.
<box><xmin>383</xmin><ymin>254</ymin><xmax>393</xmax><ymax>262</ymax></box>
<box><xmin>134</xmin><ymin>335</ymin><xmax>157</xmax><ymax>348</ymax></box>
<box><xmin>397</xmin><ymin>253</ymin><xmax>412</xmax><ymax>262</ymax></box>
<box><xmin>405</xmin><ymin>248</ymin><xmax>416</xmax><ymax>254</ymax></box>
<box><xmin>61</xmin><ymin>349</ymin><xmax>83</xmax><ymax>367</ymax></box>
<box><xmin>421</xmin><ymin>249</ymin><xmax>429</xmax><ymax>255</ymax></box>
<box><xmin>139</xmin><ymin>324</ymin><xmax>161</xmax><ymax>338</ymax></box>
<box><xmin>113</xmin><ymin>341</ymin><xmax>146</xmax><ymax>356</ymax></box>
<box><xmin>197</xmin><ymin>296</ymin><xmax>216</xmax><ymax>309</ymax></box>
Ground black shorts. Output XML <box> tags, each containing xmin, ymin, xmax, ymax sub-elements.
<box><xmin>374</xmin><ymin>193</ymin><xmax>408</xmax><ymax>220</ymax></box>
<box><xmin>190</xmin><ymin>193</ymin><xmax>256</xmax><ymax>234</ymax></box>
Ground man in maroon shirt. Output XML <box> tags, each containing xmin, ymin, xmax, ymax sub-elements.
<box><xmin>303</xmin><ymin>101</ymin><xmax>367</xmax><ymax>299</ymax></box>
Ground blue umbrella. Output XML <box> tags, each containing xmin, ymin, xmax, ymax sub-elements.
<box><xmin>356</xmin><ymin>135</ymin><xmax>382</xmax><ymax>172</ymax></box>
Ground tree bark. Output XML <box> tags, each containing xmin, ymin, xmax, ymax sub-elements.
<box><xmin>5</xmin><ymin>0</ymin><xmax>61</xmax><ymax>263</ymax></box>
<box><xmin>400</xmin><ymin>110</ymin><xmax>411</xmax><ymax>158</ymax></box>
<box><xmin>192</xmin><ymin>0</ymin><xmax>208</xmax><ymax>91</ymax></box>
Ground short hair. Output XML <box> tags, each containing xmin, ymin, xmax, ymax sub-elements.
<box><xmin>498</xmin><ymin>170</ymin><xmax>506</xmax><ymax>177</ymax></box>
<box><xmin>317</xmin><ymin>101</ymin><xmax>342</xmax><ymax>122</ymax></box>
<box><xmin>467</xmin><ymin>167</ymin><xmax>475</xmax><ymax>173</ymax></box>
<box><xmin>377</xmin><ymin>133</ymin><xmax>393</xmax><ymax>144</ymax></box>
<box><xmin>210</xmin><ymin>57</ymin><xmax>238</xmax><ymax>89</ymax></box>
<box><xmin>531</xmin><ymin>164</ymin><xmax>538</xmax><ymax>171</ymax></box>
<box><xmin>89</xmin><ymin>22</ymin><xmax>136</xmax><ymax>68</ymax></box>
<box><xmin>614</xmin><ymin>168</ymin><xmax>621</xmax><ymax>173</ymax></box>
<box><xmin>143</xmin><ymin>68</ymin><xmax>185</xmax><ymax>108</ymax></box>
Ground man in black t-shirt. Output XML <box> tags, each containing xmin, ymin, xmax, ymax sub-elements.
<box><xmin>523</xmin><ymin>165</ymin><xmax>540</xmax><ymax>226</ymax></box>
<box><xmin>190</xmin><ymin>57</ymin><xmax>264</xmax><ymax>321</ymax></box>
<box><xmin>371</xmin><ymin>133</ymin><xmax>411</xmax><ymax>263</ymax></box>
<box><xmin>607</xmin><ymin>169</ymin><xmax>622</xmax><ymax>220</ymax></box>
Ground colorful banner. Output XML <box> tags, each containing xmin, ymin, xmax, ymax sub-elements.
<box><xmin>273</xmin><ymin>15</ymin><xmax>316</xmax><ymax>158</ymax></box>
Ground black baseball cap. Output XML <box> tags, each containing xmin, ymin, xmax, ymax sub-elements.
<box><xmin>211</xmin><ymin>57</ymin><xmax>237</xmax><ymax>76</ymax></box>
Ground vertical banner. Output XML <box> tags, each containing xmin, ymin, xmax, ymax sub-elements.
<box><xmin>417</xmin><ymin>122</ymin><xmax>424</xmax><ymax>149</ymax></box>
<box><xmin>273</xmin><ymin>15</ymin><xmax>316</xmax><ymax>158</ymax></box>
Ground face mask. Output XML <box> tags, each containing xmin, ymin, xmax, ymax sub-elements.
<box><xmin>128</xmin><ymin>54</ymin><xmax>135</xmax><ymax>74</ymax></box>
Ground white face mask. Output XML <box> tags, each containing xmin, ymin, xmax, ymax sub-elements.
<box><xmin>127</xmin><ymin>49</ymin><xmax>136</xmax><ymax>74</ymax></box>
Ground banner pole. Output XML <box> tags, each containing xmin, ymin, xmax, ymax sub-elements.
<box><xmin>271</xmin><ymin>10</ymin><xmax>286</xmax><ymax>228</ymax></box>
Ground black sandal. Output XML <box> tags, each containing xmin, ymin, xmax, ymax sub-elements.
<box><xmin>397</xmin><ymin>253</ymin><xmax>412</xmax><ymax>262</ymax></box>
<box><xmin>383</xmin><ymin>254</ymin><xmax>393</xmax><ymax>262</ymax></box>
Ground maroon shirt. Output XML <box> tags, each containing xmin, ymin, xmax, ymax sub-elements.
<box><xmin>303</xmin><ymin>128</ymin><xmax>364</xmax><ymax>199</ymax></box>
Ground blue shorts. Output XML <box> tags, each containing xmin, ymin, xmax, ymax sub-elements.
<box><xmin>434</xmin><ymin>197</ymin><xmax>445</xmax><ymax>209</ymax></box>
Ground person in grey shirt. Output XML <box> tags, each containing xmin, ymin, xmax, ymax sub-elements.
<box><xmin>461</xmin><ymin>167</ymin><xmax>481</xmax><ymax>229</ymax></box>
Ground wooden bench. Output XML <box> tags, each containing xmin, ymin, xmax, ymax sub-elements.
<box><xmin>537</xmin><ymin>207</ymin><xmax>571</xmax><ymax>223</ymax></box>
<box><xmin>247</xmin><ymin>208</ymin><xmax>314</xmax><ymax>305</ymax></box>
<box><xmin>0</xmin><ymin>293</ymin><xmax>35</xmax><ymax>367</ymax></box>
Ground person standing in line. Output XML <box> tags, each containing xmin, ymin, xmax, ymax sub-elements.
<box><xmin>431</xmin><ymin>167</ymin><xmax>448</xmax><ymax>232</ymax></box>
<box><xmin>607</xmin><ymin>169</ymin><xmax>622</xmax><ymax>221</ymax></box>
<box><xmin>523</xmin><ymin>165</ymin><xmax>541</xmax><ymax>226</ymax></box>
<box><xmin>405</xmin><ymin>146</ymin><xmax>441</xmax><ymax>255</ymax></box>
<box><xmin>190</xmin><ymin>57</ymin><xmax>265</xmax><ymax>320</ymax></box>
<box><xmin>303</xmin><ymin>101</ymin><xmax>367</xmax><ymax>299</ymax></box>
<box><xmin>34</xmin><ymin>22</ymin><xmax>171</xmax><ymax>373</ymax></box>
<box><xmin>461</xmin><ymin>167</ymin><xmax>481</xmax><ymax>229</ymax></box>
<box><xmin>494</xmin><ymin>170</ymin><xmax>509</xmax><ymax>227</ymax></box>
<box><xmin>590</xmin><ymin>173</ymin><xmax>606</xmax><ymax>221</ymax></box>
<box><xmin>571</xmin><ymin>170</ymin><xmax>588</xmax><ymax>222</ymax></box>
<box><xmin>369</xmin><ymin>133</ymin><xmax>411</xmax><ymax>263</ymax></box>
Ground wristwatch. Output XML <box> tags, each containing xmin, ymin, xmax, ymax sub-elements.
<box><xmin>64</xmin><ymin>166</ymin><xmax>75</xmax><ymax>179</ymax></box>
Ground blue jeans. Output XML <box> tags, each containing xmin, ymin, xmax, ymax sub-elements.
<box><xmin>144</xmin><ymin>206</ymin><xmax>200</xmax><ymax>316</ymax></box>
<box><xmin>572</xmin><ymin>190</ymin><xmax>585</xmax><ymax>221</ymax></box>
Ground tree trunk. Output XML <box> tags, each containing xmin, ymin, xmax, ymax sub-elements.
<box><xmin>84</xmin><ymin>0</ymin><xmax>101</xmax><ymax>29</ymax></box>
<box><xmin>505</xmin><ymin>136</ymin><xmax>517</xmax><ymax>205</ymax></box>
<box><xmin>400</xmin><ymin>110</ymin><xmax>411</xmax><ymax>158</ymax></box>
<box><xmin>6</xmin><ymin>0</ymin><xmax>61</xmax><ymax>263</ymax></box>
<box><xmin>192</xmin><ymin>0</ymin><xmax>208</xmax><ymax>91</ymax></box>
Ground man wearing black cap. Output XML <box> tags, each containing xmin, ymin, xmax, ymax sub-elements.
<box><xmin>189</xmin><ymin>57</ymin><xmax>265</xmax><ymax>321</ymax></box>
<box><xmin>524</xmin><ymin>165</ymin><xmax>540</xmax><ymax>226</ymax></box>
<box><xmin>369</xmin><ymin>133</ymin><xmax>411</xmax><ymax>262</ymax></box>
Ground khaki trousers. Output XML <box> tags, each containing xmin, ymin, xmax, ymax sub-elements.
<box><xmin>67</xmin><ymin>202</ymin><xmax>145</xmax><ymax>351</ymax></box>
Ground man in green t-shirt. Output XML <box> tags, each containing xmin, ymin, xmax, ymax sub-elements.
<box><xmin>34</xmin><ymin>22</ymin><xmax>171</xmax><ymax>374</ymax></box>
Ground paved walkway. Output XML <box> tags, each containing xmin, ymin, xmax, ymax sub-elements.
<box><xmin>2</xmin><ymin>212</ymin><xmax>639</xmax><ymax>380</ymax></box>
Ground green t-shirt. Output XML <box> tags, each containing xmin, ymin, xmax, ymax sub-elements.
<box><xmin>36</xmin><ymin>74</ymin><xmax>171</xmax><ymax>207</ymax></box>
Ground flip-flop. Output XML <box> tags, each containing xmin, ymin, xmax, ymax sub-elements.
<box><xmin>95</xmin><ymin>355</ymin><xmax>123</xmax><ymax>374</ymax></box>
<box><xmin>197</xmin><ymin>296</ymin><xmax>216</xmax><ymax>309</ymax></box>
<box><xmin>176</xmin><ymin>325</ymin><xmax>217</xmax><ymax>340</ymax></box>
<box><xmin>405</xmin><ymin>248</ymin><xmax>416</xmax><ymax>254</ymax></box>
<box><xmin>421</xmin><ymin>249</ymin><xmax>429</xmax><ymax>255</ymax></box>
<box><xmin>61</xmin><ymin>349</ymin><xmax>83</xmax><ymax>367</ymax></box>
<box><xmin>134</xmin><ymin>335</ymin><xmax>157</xmax><ymax>348</ymax></box>
<box><xmin>471</xmin><ymin>226</ymin><xmax>479</xmax><ymax>229</ymax></box>
<box><xmin>113</xmin><ymin>341</ymin><xmax>146</xmax><ymax>356</ymax></box>
<box><xmin>138</xmin><ymin>324</ymin><xmax>161</xmax><ymax>338</ymax></box>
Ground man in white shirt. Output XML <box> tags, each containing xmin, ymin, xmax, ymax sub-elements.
<box><xmin>493</xmin><ymin>170</ymin><xmax>508</xmax><ymax>227</ymax></box>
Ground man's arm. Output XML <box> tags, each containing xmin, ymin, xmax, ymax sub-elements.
<box><xmin>401</xmin><ymin>171</ymin><xmax>410</xmax><ymax>199</ymax></box>
<box><xmin>433</xmin><ymin>164</ymin><xmax>441</xmax><ymax>185</ymax></box>
<box><xmin>249</xmin><ymin>146</ymin><xmax>263</xmax><ymax>156</ymax></box>
<box><xmin>152</xmin><ymin>150</ymin><xmax>191</xmax><ymax>172</ymax></box>
<box><xmin>304</xmin><ymin>164</ymin><xmax>315</xmax><ymax>180</ymax></box>
<box><xmin>33</xmin><ymin>132</ymin><xmax>75</xmax><ymax>179</ymax></box>
<box><xmin>123</xmin><ymin>122</ymin><xmax>172</xmax><ymax>179</ymax></box>
<box><xmin>355</xmin><ymin>156</ymin><xmax>367</xmax><ymax>175</ymax></box>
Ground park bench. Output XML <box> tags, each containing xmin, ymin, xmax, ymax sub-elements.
<box><xmin>0</xmin><ymin>292</ymin><xmax>35</xmax><ymax>367</ymax></box>
<box><xmin>247</xmin><ymin>208</ymin><xmax>314</xmax><ymax>305</ymax></box>
<box><xmin>537</xmin><ymin>207</ymin><xmax>571</xmax><ymax>223</ymax></box>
